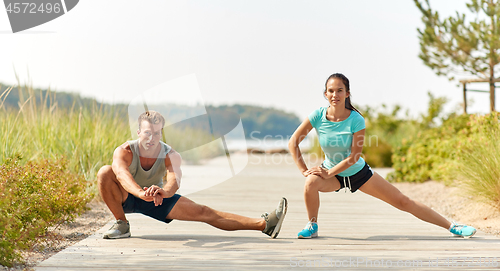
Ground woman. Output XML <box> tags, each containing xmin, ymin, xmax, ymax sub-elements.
<box><xmin>288</xmin><ymin>73</ymin><xmax>476</xmax><ymax>239</ymax></box>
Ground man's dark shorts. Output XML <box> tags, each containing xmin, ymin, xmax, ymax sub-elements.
<box><xmin>122</xmin><ymin>193</ymin><xmax>181</xmax><ymax>223</ymax></box>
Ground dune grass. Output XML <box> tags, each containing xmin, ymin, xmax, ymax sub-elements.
<box><xmin>1</xmin><ymin>84</ymin><xmax>129</xmax><ymax>195</ymax></box>
<box><xmin>456</xmin><ymin>124</ymin><xmax>500</xmax><ymax>208</ymax></box>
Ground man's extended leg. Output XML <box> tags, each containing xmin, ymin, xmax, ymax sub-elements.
<box><xmin>166</xmin><ymin>197</ymin><xmax>265</xmax><ymax>231</ymax></box>
<box><xmin>166</xmin><ymin>196</ymin><xmax>288</xmax><ymax>238</ymax></box>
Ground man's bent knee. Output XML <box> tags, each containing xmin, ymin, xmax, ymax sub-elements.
<box><xmin>97</xmin><ymin>165</ymin><xmax>115</xmax><ymax>183</ymax></box>
<box><xmin>97</xmin><ymin>165</ymin><xmax>123</xmax><ymax>193</ymax></box>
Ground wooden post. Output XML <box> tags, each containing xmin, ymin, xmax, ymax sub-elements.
<box><xmin>463</xmin><ymin>83</ymin><xmax>467</xmax><ymax>114</ymax></box>
<box><xmin>491</xmin><ymin>81</ymin><xmax>496</xmax><ymax>112</ymax></box>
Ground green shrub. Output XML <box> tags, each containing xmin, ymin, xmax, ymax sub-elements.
<box><xmin>388</xmin><ymin>113</ymin><xmax>469</xmax><ymax>182</ymax></box>
<box><xmin>388</xmin><ymin>113</ymin><xmax>500</xmax><ymax>183</ymax></box>
<box><xmin>0</xmin><ymin>156</ymin><xmax>90</xmax><ymax>267</ymax></box>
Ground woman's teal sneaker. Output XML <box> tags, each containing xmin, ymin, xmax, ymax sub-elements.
<box><xmin>297</xmin><ymin>221</ymin><xmax>318</xmax><ymax>239</ymax></box>
<box><xmin>449</xmin><ymin>223</ymin><xmax>476</xmax><ymax>238</ymax></box>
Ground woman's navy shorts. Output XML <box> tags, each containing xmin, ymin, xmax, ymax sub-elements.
<box><xmin>322</xmin><ymin>162</ymin><xmax>374</xmax><ymax>193</ymax></box>
<box><xmin>122</xmin><ymin>193</ymin><xmax>181</xmax><ymax>223</ymax></box>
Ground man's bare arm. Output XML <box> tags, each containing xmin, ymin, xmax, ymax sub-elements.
<box><xmin>146</xmin><ymin>149</ymin><xmax>182</xmax><ymax>199</ymax></box>
<box><xmin>111</xmin><ymin>145</ymin><xmax>150</xmax><ymax>200</ymax></box>
<box><xmin>162</xmin><ymin>150</ymin><xmax>182</xmax><ymax>197</ymax></box>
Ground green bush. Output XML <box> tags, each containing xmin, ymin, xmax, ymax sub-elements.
<box><xmin>388</xmin><ymin>113</ymin><xmax>499</xmax><ymax>183</ymax></box>
<box><xmin>0</xmin><ymin>156</ymin><xmax>90</xmax><ymax>267</ymax></box>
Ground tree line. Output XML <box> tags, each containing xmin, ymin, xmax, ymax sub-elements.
<box><xmin>0</xmin><ymin>83</ymin><xmax>301</xmax><ymax>139</ymax></box>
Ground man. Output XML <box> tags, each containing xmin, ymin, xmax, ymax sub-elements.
<box><xmin>97</xmin><ymin>110</ymin><xmax>287</xmax><ymax>239</ymax></box>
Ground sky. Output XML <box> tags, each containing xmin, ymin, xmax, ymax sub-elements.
<box><xmin>0</xmin><ymin>0</ymin><xmax>495</xmax><ymax>120</ymax></box>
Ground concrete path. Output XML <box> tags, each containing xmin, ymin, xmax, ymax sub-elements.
<box><xmin>36</xmin><ymin>154</ymin><xmax>500</xmax><ymax>270</ymax></box>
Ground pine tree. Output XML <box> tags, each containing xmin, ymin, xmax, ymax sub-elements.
<box><xmin>414</xmin><ymin>0</ymin><xmax>500</xmax><ymax>112</ymax></box>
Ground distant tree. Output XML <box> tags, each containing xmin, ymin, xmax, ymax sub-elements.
<box><xmin>420</xmin><ymin>92</ymin><xmax>449</xmax><ymax>128</ymax></box>
<box><xmin>414</xmin><ymin>0</ymin><xmax>500</xmax><ymax>112</ymax></box>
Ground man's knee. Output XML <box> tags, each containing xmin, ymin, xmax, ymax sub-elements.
<box><xmin>188</xmin><ymin>204</ymin><xmax>214</xmax><ymax>222</ymax></box>
<box><xmin>197</xmin><ymin>204</ymin><xmax>212</xmax><ymax>218</ymax></box>
<box><xmin>168</xmin><ymin>197</ymin><xmax>210</xmax><ymax>221</ymax></box>
<box><xmin>97</xmin><ymin>165</ymin><xmax>114</xmax><ymax>185</ymax></box>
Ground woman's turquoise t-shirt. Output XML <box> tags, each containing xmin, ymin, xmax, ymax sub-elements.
<box><xmin>308</xmin><ymin>107</ymin><xmax>366</xmax><ymax>177</ymax></box>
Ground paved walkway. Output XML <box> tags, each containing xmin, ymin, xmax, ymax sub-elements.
<box><xmin>36</xmin><ymin>154</ymin><xmax>500</xmax><ymax>270</ymax></box>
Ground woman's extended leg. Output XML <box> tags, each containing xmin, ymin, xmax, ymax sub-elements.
<box><xmin>358</xmin><ymin>172</ymin><xmax>451</xmax><ymax>229</ymax></box>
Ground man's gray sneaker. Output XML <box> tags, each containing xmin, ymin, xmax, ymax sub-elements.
<box><xmin>262</xmin><ymin>197</ymin><xmax>288</xmax><ymax>238</ymax></box>
<box><xmin>103</xmin><ymin>220</ymin><xmax>131</xmax><ymax>239</ymax></box>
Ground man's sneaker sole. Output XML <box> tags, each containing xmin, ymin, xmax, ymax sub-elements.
<box><xmin>298</xmin><ymin>232</ymin><xmax>318</xmax><ymax>239</ymax></box>
<box><xmin>103</xmin><ymin>232</ymin><xmax>131</xmax><ymax>239</ymax></box>
<box><xmin>270</xmin><ymin>198</ymin><xmax>288</xmax><ymax>239</ymax></box>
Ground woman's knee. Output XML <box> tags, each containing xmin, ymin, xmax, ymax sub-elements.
<box><xmin>304</xmin><ymin>175</ymin><xmax>321</xmax><ymax>191</ymax></box>
<box><xmin>395</xmin><ymin>195</ymin><xmax>414</xmax><ymax>211</ymax></box>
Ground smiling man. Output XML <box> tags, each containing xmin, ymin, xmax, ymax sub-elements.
<box><xmin>97</xmin><ymin>110</ymin><xmax>287</xmax><ymax>239</ymax></box>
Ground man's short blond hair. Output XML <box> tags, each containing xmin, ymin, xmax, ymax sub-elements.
<box><xmin>138</xmin><ymin>110</ymin><xmax>165</xmax><ymax>129</ymax></box>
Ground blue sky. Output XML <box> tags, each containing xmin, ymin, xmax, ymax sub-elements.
<box><xmin>0</xmin><ymin>0</ymin><xmax>494</xmax><ymax>120</ymax></box>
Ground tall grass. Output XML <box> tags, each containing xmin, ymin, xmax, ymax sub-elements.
<box><xmin>0</xmin><ymin>83</ymin><xmax>129</xmax><ymax>192</ymax></box>
<box><xmin>456</xmin><ymin>123</ymin><xmax>500</xmax><ymax>208</ymax></box>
